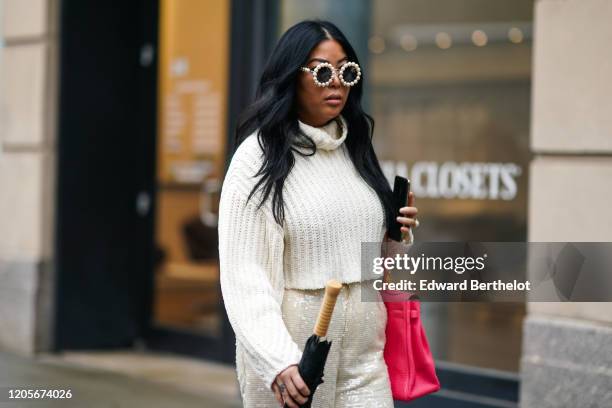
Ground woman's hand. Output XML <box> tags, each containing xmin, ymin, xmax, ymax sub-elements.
<box><xmin>381</xmin><ymin>191</ymin><xmax>418</xmax><ymax>262</ymax></box>
<box><xmin>272</xmin><ymin>364</ymin><xmax>310</xmax><ymax>407</ymax></box>
<box><xmin>396</xmin><ymin>191</ymin><xmax>418</xmax><ymax>240</ymax></box>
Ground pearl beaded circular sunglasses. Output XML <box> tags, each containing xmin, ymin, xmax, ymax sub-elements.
<box><xmin>299</xmin><ymin>61</ymin><xmax>362</xmax><ymax>87</ymax></box>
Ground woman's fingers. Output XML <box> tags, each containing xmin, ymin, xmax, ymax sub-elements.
<box><xmin>291</xmin><ymin>371</ymin><xmax>311</xmax><ymax>397</ymax></box>
<box><xmin>398</xmin><ymin>193</ymin><xmax>418</xmax><ymax>232</ymax></box>
<box><xmin>396</xmin><ymin>216</ymin><xmax>417</xmax><ymax>227</ymax></box>
<box><xmin>274</xmin><ymin>365</ymin><xmax>309</xmax><ymax>408</ymax></box>
<box><xmin>271</xmin><ymin>383</ymin><xmax>284</xmax><ymax>407</ymax></box>
<box><xmin>282</xmin><ymin>376</ymin><xmax>307</xmax><ymax>406</ymax></box>
<box><xmin>283</xmin><ymin>395</ymin><xmax>298</xmax><ymax>408</ymax></box>
<box><xmin>398</xmin><ymin>206</ymin><xmax>418</xmax><ymax>216</ymax></box>
<box><xmin>280</xmin><ymin>386</ymin><xmax>297</xmax><ymax>408</ymax></box>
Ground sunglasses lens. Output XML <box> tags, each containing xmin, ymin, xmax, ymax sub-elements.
<box><xmin>342</xmin><ymin>65</ymin><xmax>359</xmax><ymax>84</ymax></box>
<box><xmin>315</xmin><ymin>66</ymin><xmax>333</xmax><ymax>84</ymax></box>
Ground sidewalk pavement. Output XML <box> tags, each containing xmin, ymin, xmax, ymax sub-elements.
<box><xmin>0</xmin><ymin>351</ymin><xmax>243</xmax><ymax>408</ymax></box>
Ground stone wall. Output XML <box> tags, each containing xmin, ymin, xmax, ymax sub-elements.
<box><xmin>0</xmin><ymin>0</ymin><xmax>58</xmax><ymax>354</ymax></box>
<box><xmin>521</xmin><ymin>0</ymin><xmax>612</xmax><ymax>406</ymax></box>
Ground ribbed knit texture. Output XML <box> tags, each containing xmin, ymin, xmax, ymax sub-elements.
<box><xmin>218</xmin><ymin>114</ymin><xmax>413</xmax><ymax>391</ymax></box>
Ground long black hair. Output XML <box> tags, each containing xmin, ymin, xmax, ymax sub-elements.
<box><xmin>234</xmin><ymin>19</ymin><xmax>395</xmax><ymax>232</ymax></box>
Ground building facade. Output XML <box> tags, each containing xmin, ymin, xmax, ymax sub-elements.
<box><xmin>521</xmin><ymin>0</ymin><xmax>612</xmax><ymax>405</ymax></box>
<box><xmin>0</xmin><ymin>0</ymin><xmax>59</xmax><ymax>355</ymax></box>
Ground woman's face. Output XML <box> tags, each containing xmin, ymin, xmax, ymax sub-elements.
<box><xmin>296</xmin><ymin>39</ymin><xmax>351</xmax><ymax>127</ymax></box>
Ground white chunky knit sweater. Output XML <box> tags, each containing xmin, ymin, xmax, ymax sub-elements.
<box><xmin>218</xmin><ymin>115</ymin><xmax>413</xmax><ymax>391</ymax></box>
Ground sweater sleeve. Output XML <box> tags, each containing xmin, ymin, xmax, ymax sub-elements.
<box><xmin>218</xmin><ymin>144</ymin><xmax>303</xmax><ymax>391</ymax></box>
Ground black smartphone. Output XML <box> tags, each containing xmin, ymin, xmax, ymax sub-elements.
<box><xmin>388</xmin><ymin>176</ymin><xmax>410</xmax><ymax>242</ymax></box>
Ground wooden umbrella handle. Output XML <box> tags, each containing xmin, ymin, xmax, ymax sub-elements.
<box><xmin>313</xmin><ymin>279</ymin><xmax>343</xmax><ymax>337</ymax></box>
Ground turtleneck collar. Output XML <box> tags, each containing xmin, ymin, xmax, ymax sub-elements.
<box><xmin>297</xmin><ymin>115</ymin><xmax>348</xmax><ymax>151</ymax></box>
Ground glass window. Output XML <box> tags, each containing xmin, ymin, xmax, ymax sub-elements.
<box><xmin>281</xmin><ymin>0</ymin><xmax>533</xmax><ymax>372</ymax></box>
<box><xmin>153</xmin><ymin>0</ymin><xmax>230</xmax><ymax>337</ymax></box>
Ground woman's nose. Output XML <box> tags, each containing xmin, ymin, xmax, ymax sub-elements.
<box><xmin>329</xmin><ymin>71</ymin><xmax>341</xmax><ymax>88</ymax></box>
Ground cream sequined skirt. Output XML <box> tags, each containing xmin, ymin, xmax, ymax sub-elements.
<box><xmin>235</xmin><ymin>281</ymin><xmax>394</xmax><ymax>408</ymax></box>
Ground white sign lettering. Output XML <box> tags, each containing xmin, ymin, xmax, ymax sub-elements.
<box><xmin>382</xmin><ymin>161</ymin><xmax>522</xmax><ymax>200</ymax></box>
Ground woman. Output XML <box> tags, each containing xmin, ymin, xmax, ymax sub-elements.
<box><xmin>218</xmin><ymin>20</ymin><xmax>418</xmax><ymax>408</ymax></box>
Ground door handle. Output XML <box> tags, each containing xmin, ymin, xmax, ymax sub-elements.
<box><xmin>136</xmin><ymin>191</ymin><xmax>151</xmax><ymax>217</ymax></box>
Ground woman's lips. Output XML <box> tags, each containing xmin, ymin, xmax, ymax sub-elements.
<box><xmin>324</xmin><ymin>99</ymin><xmax>342</xmax><ymax>106</ymax></box>
<box><xmin>324</xmin><ymin>96</ymin><xmax>342</xmax><ymax>106</ymax></box>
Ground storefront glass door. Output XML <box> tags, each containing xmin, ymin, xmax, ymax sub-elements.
<box><xmin>149</xmin><ymin>0</ymin><xmax>232</xmax><ymax>361</ymax></box>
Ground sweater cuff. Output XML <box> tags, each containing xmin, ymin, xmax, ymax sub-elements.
<box><xmin>264</xmin><ymin>348</ymin><xmax>303</xmax><ymax>392</ymax></box>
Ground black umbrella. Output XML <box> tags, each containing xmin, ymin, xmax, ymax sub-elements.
<box><xmin>285</xmin><ymin>279</ymin><xmax>342</xmax><ymax>408</ymax></box>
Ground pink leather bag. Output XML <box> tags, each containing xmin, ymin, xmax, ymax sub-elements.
<box><xmin>381</xmin><ymin>287</ymin><xmax>441</xmax><ymax>401</ymax></box>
